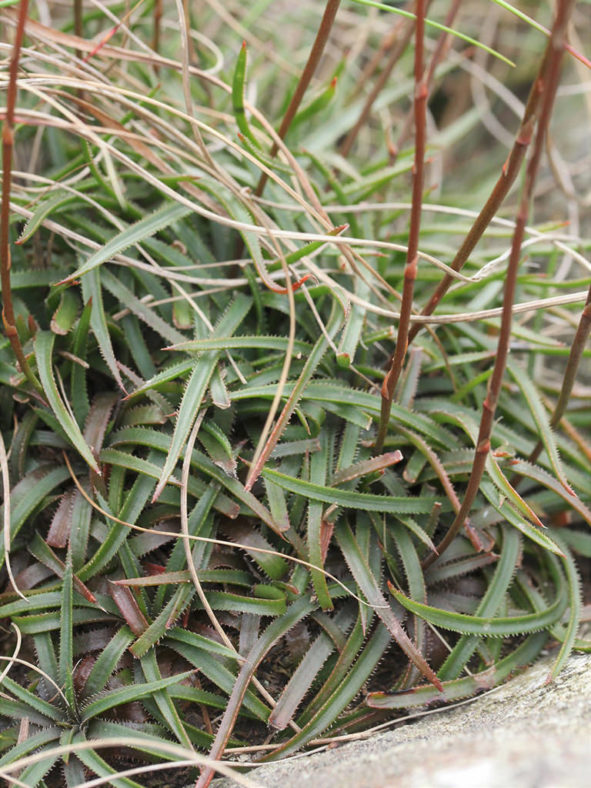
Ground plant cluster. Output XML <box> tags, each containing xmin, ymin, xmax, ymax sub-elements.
<box><xmin>0</xmin><ymin>0</ymin><xmax>590</xmax><ymax>786</ymax></box>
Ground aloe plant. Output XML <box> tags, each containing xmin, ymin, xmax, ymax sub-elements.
<box><xmin>0</xmin><ymin>0</ymin><xmax>589</xmax><ymax>785</ymax></box>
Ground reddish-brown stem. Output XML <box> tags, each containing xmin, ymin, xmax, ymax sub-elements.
<box><xmin>254</xmin><ymin>0</ymin><xmax>341</xmax><ymax>198</ymax></box>
<box><xmin>374</xmin><ymin>0</ymin><xmax>427</xmax><ymax>455</ymax></box>
<box><xmin>406</xmin><ymin>30</ymin><xmax>559</xmax><ymax>347</ymax></box>
<box><xmin>1</xmin><ymin>0</ymin><xmax>41</xmax><ymax>391</ymax></box>
<box><xmin>422</xmin><ymin>0</ymin><xmax>575</xmax><ymax>570</ymax></box>
<box><xmin>528</xmin><ymin>285</ymin><xmax>591</xmax><ymax>465</ymax></box>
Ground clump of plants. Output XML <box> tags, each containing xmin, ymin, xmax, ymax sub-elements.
<box><xmin>0</xmin><ymin>0</ymin><xmax>590</xmax><ymax>785</ymax></box>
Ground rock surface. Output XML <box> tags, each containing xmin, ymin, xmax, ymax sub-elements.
<box><xmin>213</xmin><ymin>652</ymin><xmax>591</xmax><ymax>788</ymax></box>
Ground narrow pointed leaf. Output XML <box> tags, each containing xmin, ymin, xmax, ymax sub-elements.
<box><xmin>200</xmin><ymin>595</ymin><xmax>316</xmax><ymax>783</ymax></box>
<box><xmin>508</xmin><ymin>361</ymin><xmax>573</xmax><ymax>493</ymax></box>
<box><xmin>262</xmin><ymin>622</ymin><xmax>392</xmax><ymax>760</ymax></box>
<box><xmin>81</xmin><ymin>269</ymin><xmax>125</xmax><ymax>391</ymax></box>
<box><xmin>0</xmin><ymin>465</ymin><xmax>70</xmax><ymax>570</ymax></box>
<box><xmin>389</xmin><ymin>578</ymin><xmax>567</xmax><ymax>637</ymax></box>
<box><xmin>153</xmin><ymin>294</ymin><xmax>251</xmax><ymax>501</ymax></box>
<box><xmin>63</xmin><ymin>202</ymin><xmax>192</xmax><ymax>283</ymax></box>
<box><xmin>83</xmin><ymin>627</ymin><xmax>134</xmax><ymax>698</ymax></box>
<box><xmin>35</xmin><ymin>332</ymin><xmax>100</xmax><ymax>472</ymax></box>
<box><xmin>367</xmin><ymin>632</ymin><xmax>548</xmax><ymax>709</ymax></box>
<box><xmin>81</xmin><ymin>670</ymin><xmax>194</xmax><ymax>722</ymax></box>
<box><xmin>336</xmin><ymin>521</ymin><xmax>442</xmax><ymax>690</ymax></box>
<box><xmin>438</xmin><ymin>527</ymin><xmax>520</xmax><ymax>681</ymax></box>
<box><xmin>263</xmin><ymin>466</ymin><xmax>437</xmax><ymax>513</ymax></box>
<box><xmin>139</xmin><ymin>651</ymin><xmax>194</xmax><ymax>749</ymax></box>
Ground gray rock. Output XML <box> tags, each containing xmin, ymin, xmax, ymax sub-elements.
<box><xmin>213</xmin><ymin>651</ymin><xmax>591</xmax><ymax>788</ymax></box>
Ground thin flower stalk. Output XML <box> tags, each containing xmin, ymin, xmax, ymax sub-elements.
<box><xmin>374</xmin><ymin>0</ymin><xmax>428</xmax><ymax>454</ymax></box>
<box><xmin>422</xmin><ymin>0</ymin><xmax>576</xmax><ymax>569</ymax></box>
<box><xmin>1</xmin><ymin>0</ymin><xmax>41</xmax><ymax>393</ymax></box>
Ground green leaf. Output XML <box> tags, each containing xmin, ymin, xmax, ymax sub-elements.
<box><xmin>113</xmin><ymin>569</ymin><xmax>251</xmax><ymax>588</ymax></box>
<box><xmin>139</xmin><ymin>651</ymin><xmax>194</xmax><ymax>749</ymax></box>
<box><xmin>480</xmin><ymin>481</ymin><xmax>566</xmax><ymax>556</ymax></box>
<box><xmin>50</xmin><ymin>288</ymin><xmax>79</xmax><ymax>335</ymax></box>
<box><xmin>0</xmin><ymin>465</ymin><xmax>70</xmax><ymax>570</ymax></box>
<box><xmin>81</xmin><ymin>670</ymin><xmax>194</xmax><ymax>722</ymax></box>
<box><xmin>336</xmin><ymin>520</ymin><xmax>441</xmax><ymax>689</ymax></box>
<box><xmin>263</xmin><ymin>466</ymin><xmax>437</xmax><ymax>513</ymax></box>
<box><xmin>0</xmin><ymin>676</ymin><xmax>65</xmax><ymax>723</ymax></box>
<box><xmin>546</xmin><ymin>534</ymin><xmax>582</xmax><ymax>681</ymax></box>
<box><xmin>32</xmin><ymin>632</ymin><xmax>58</xmax><ymax>685</ymax></box>
<box><xmin>337</xmin><ymin>275</ymin><xmax>370</xmax><ymax>367</ymax></box>
<box><xmin>223</xmin><ymin>522</ymin><xmax>289</xmax><ymax>580</ymax></box>
<box><xmin>0</xmin><ymin>728</ymin><xmax>60</xmax><ymax>770</ymax></box>
<box><xmin>59</xmin><ymin>552</ymin><xmax>75</xmax><ymax>710</ymax></box>
<box><xmin>78</xmin><ymin>470</ymin><xmax>155</xmax><ymax>581</ymax></box>
<box><xmin>232</xmin><ymin>41</ymin><xmax>260</xmax><ymax>146</ymax></box>
<box><xmin>290</xmin><ymin>76</ymin><xmax>337</xmax><ymax>133</ymax></box>
<box><xmin>101</xmin><ymin>268</ymin><xmax>186</xmax><ymax>346</ymax></box>
<box><xmin>63</xmin><ymin>202</ymin><xmax>193</xmax><ymax>283</ymax></box>
<box><xmin>81</xmin><ymin>268</ymin><xmax>125</xmax><ymax>391</ymax></box>
<box><xmin>124</xmin><ymin>359</ymin><xmax>193</xmax><ymax>401</ymax></box>
<box><xmin>15</xmin><ymin>745</ymin><xmax>61</xmax><ymax>787</ymax></box>
<box><xmin>192</xmin><ymin>587</ymin><xmax>287</xmax><ymax>616</ymax></box>
<box><xmin>153</xmin><ymin>293</ymin><xmax>251</xmax><ymax>501</ymax></box>
<box><xmin>168</xmin><ymin>335</ymin><xmax>311</xmax><ymax>354</ymax></box>
<box><xmin>388</xmin><ymin>522</ymin><xmax>427</xmax><ymax>673</ymax></box>
<box><xmin>486</xmin><ymin>453</ymin><xmax>544</xmax><ymax>527</ymax></box>
<box><xmin>35</xmin><ymin>332</ymin><xmax>100</xmax><ymax>472</ymax></box>
<box><xmin>199</xmin><ymin>420</ymin><xmax>237</xmax><ymax>477</ymax></box>
<box><xmin>17</xmin><ymin>191</ymin><xmax>76</xmax><ymax>243</ymax></box>
<box><xmin>232</xmin><ymin>380</ymin><xmax>457</xmax><ymax>448</ymax></box>
<box><xmin>70</xmin><ymin>298</ymin><xmax>92</xmax><ymax>427</ymax></box>
<box><xmin>438</xmin><ymin>527</ymin><xmax>521</xmax><ymax>680</ymax></box>
<box><xmin>73</xmin><ymin>731</ymin><xmax>144</xmax><ymax>788</ymax></box>
<box><xmin>508</xmin><ymin>461</ymin><xmax>591</xmax><ymax>527</ymax></box>
<box><xmin>507</xmin><ymin>361</ymin><xmax>573</xmax><ymax>494</ymax></box>
<box><xmin>262</xmin><ymin>621</ymin><xmax>392</xmax><ymax>759</ymax></box>
<box><xmin>83</xmin><ymin>627</ymin><xmax>135</xmax><ymax>699</ymax></box>
<box><xmin>389</xmin><ymin>577</ymin><xmax>567</xmax><ymax>637</ymax></box>
<box><xmin>307</xmin><ymin>435</ymin><xmax>333</xmax><ymax>610</ymax></box>
<box><xmin>165</xmin><ymin>626</ymin><xmax>240</xmax><ymax>660</ymax></box>
<box><xmin>368</xmin><ymin>632</ymin><xmax>548</xmax><ymax>709</ymax></box>
<box><xmin>129</xmin><ymin>585</ymin><xmax>194</xmax><ymax>658</ymax></box>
